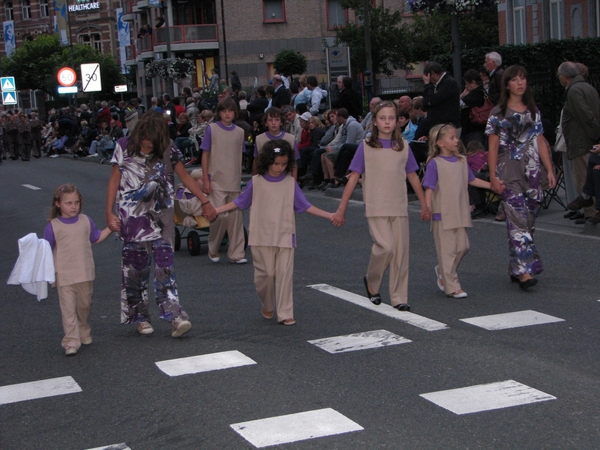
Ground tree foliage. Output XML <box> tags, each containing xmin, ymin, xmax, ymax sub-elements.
<box><xmin>1</xmin><ymin>34</ymin><xmax>124</xmax><ymax>95</ymax></box>
<box><xmin>404</xmin><ymin>8</ymin><xmax>499</xmax><ymax>62</ymax></box>
<box><xmin>273</xmin><ymin>50</ymin><xmax>307</xmax><ymax>78</ymax></box>
<box><xmin>335</xmin><ymin>0</ymin><xmax>411</xmax><ymax>76</ymax></box>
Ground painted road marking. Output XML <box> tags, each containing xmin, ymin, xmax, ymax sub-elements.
<box><xmin>230</xmin><ymin>407</ymin><xmax>363</xmax><ymax>448</ymax></box>
<box><xmin>420</xmin><ymin>380</ymin><xmax>556</xmax><ymax>415</ymax></box>
<box><xmin>308</xmin><ymin>284</ymin><xmax>448</xmax><ymax>331</ymax></box>
<box><xmin>155</xmin><ymin>350</ymin><xmax>256</xmax><ymax>377</ymax></box>
<box><xmin>308</xmin><ymin>329</ymin><xmax>411</xmax><ymax>354</ymax></box>
<box><xmin>86</xmin><ymin>444</ymin><xmax>131</xmax><ymax>450</ymax></box>
<box><xmin>460</xmin><ymin>310</ymin><xmax>564</xmax><ymax>330</ymax></box>
<box><xmin>0</xmin><ymin>376</ymin><xmax>82</xmax><ymax>405</ymax></box>
<box><xmin>22</xmin><ymin>184</ymin><xmax>41</xmax><ymax>190</ymax></box>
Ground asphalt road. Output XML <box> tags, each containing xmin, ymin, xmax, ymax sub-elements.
<box><xmin>1</xmin><ymin>157</ymin><xmax>599</xmax><ymax>450</ymax></box>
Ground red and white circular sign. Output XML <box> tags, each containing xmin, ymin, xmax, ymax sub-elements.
<box><xmin>57</xmin><ymin>67</ymin><xmax>77</xmax><ymax>87</ymax></box>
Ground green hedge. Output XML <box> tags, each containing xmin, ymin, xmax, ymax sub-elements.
<box><xmin>432</xmin><ymin>37</ymin><xmax>600</xmax><ymax>124</ymax></box>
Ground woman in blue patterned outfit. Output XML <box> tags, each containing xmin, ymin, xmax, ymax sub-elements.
<box><xmin>486</xmin><ymin>65</ymin><xmax>556</xmax><ymax>290</ymax></box>
<box><xmin>106</xmin><ymin>112</ymin><xmax>217</xmax><ymax>336</ymax></box>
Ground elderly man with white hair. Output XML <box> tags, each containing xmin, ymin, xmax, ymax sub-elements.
<box><xmin>484</xmin><ymin>51</ymin><xmax>504</xmax><ymax>104</ymax></box>
<box><xmin>559</xmin><ymin>61</ymin><xmax>600</xmax><ymax>223</ymax></box>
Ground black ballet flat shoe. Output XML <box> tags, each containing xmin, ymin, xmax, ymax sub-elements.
<box><xmin>363</xmin><ymin>276</ymin><xmax>381</xmax><ymax>305</ymax></box>
<box><xmin>518</xmin><ymin>278</ymin><xmax>538</xmax><ymax>291</ymax></box>
<box><xmin>394</xmin><ymin>303</ymin><xmax>411</xmax><ymax>311</ymax></box>
<box><xmin>510</xmin><ymin>275</ymin><xmax>519</xmax><ymax>283</ymax></box>
<box><xmin>564</xmin><ymin>211</ymin><xmax>578</xmax><ymax>219</ymax></box>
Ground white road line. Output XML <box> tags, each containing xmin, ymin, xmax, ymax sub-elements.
<box><xmin>22</xmin><ymin>184</ymin><xmax>41</xmax><ymax>190</ymax></box>
<box><xmin>308</xmin><ymin>329</ymin><xmax>411</xmax><ymax>354</ymax></box>
<box><xmin>0</xmin><ymin>376</ymin><xmax>82</xmax><ymax>406</ymax></box>
<box><xmin>86</xmin><ymin>444</ymin><xmax>131</xmax><ymax>450</ymax></box>
<box><xmin>230</xmin><ymin>407</ymin><xmax>363</xmax><ymax>448</ymax></box>
<box><xmin>460</xmin><ymin>310</ymin><xmax>565</xmax><ymax>330</ymax></box>
<box><xmin>420</xmin><ymin>380</ymin><xmax>556</xmax><ymax>415</ymax></box>
<box><xmin>155</xmin><ymin>350</ymin><xmax>256</xmax><ymax>377</ymax></box>
<box><xmin>308</xmin><ymin>284</ymin><xmax>448</xmax><ymax>331</ymax></box>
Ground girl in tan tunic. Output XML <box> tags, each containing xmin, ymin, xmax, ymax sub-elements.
<box><xmin>43</xmin><ymin>184</ymin><xmax>112</xmax><ymax>356</ymax></box>
<box><xmin>333</xmin><ymin>101</ymin><xmax>430</xmax><ymax>311</ymax></box>
<box><xmin>216</xmin><ymin>139</ymin><xmax>337</xmax><ymax>325</ymax></box>
<box><xmin>423</xmin><ymin>124</ymin><xmax>492</xmax><ymax>299</ymax></box>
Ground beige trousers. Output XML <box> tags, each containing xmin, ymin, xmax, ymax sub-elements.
<box><xmin>208</xmin><ymin>190</ymin><xmax>246</xmax><ymax>260</ymax></box>
<box><xmin>366</xmin><ymin>216</ymin><xmax>409</xmax><ymax>306</ymax></box>
<box><xmin>251</xmin><ymin>246</ymin><xmax>294</xmax><ymax>322</ymax></box>
<box><xmin>432</xmin><ymin>222</ymin><xmax>470</xmax><ymax>295</ymax></box>
<box><xmin>57</xmin><ymin>281</ymin><xmax>93</xmax><ymax>350</ymax></box>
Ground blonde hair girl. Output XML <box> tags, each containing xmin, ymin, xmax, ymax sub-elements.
<box><xmin>422</xmin><ymin>124</ymin><xmax>492</xmax><ymax>299</ymax></box>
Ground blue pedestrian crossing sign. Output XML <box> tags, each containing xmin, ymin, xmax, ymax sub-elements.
<box><xmin>2</xmin><ymin>91</ymin><xmax>17</xmax><ymax>105</ymax></box>
<box><xmin>1</xmin><ymin>77</ymin><xmax>16</xmax><ymax>91</ymax></box>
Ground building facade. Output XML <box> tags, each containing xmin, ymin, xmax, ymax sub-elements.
<box><xmin>498</xmin><ymin>0</ymin><xmax>600</xmax><ymax>44</ymax></box>
<box><xmin>0</xmin><ymin>0</ymin><xmax>119</xmax><ymax>58</ymax></box>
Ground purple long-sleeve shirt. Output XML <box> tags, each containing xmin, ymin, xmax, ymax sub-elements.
<box><xmin>423</xmin><ymin>155</ymin><xmax>475</xmax><ymax>221</ymax></box>
<box><xmin>348</xmin><ymin>139</ymin><xmax>419</xmax><ymax>175</ymax></box>
<box><xmin>43</xmin><ymin>215</ymin><xmax>102</xmax><ymax>250</ymax></box>
<box><xmin>234</xmin><ymin>173</ymin><xmax>311</xmax><ymax>212</ymax></box>
<box><xmin>200</xmin><ymin>121</ymin><xmax>246</xmax><ymax>153</ymax></box>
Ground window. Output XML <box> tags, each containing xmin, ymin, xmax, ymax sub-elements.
<box><xmin>40</xmin><ymin>0</ymin><xmax>49</xmax><ymax>17</ymax></box>
<box><xmin>550</xmin><ymin>0</ymin><xmax>562</xmax><ymax>39</ymax></box>
<box><xmin>5</xmin><ymin>2</ymin><xmax>14</xmax><ymax>20</ymax></box>
<box><xmin>22</xmin><ymin>0</ymin><xmax>31</xmax><ymax>19</ymax></box>
<box><xmin>327</xmin><ymin>0</ymin><xmax>347</xmax><ymax>28</ymax></box>
<box><xmin>79</xmin><ymin>33</ymin><xmax>102</xmax><ymax>52</ymax></box>
<box><xmin>263</xmin><ymin>0</ymin><xmax>285</xmax><ymax>23</ymax></box>
<box><xmin>596</xmin><ymin>0</ymin><xmax>600</xmax><ymax>37</ymax></box>
<box><xmin>571</xmin><ymin>6</ymin><xmax>582</xmax><ymax>37</ymax></box>
<box><xmin>513</xmin><ymin>0</ymin><xmax>525</xmax><ymax>44</ymax></box>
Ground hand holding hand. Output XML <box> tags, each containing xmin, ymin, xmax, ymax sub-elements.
<box><xmin>491</xmin><ymin>178</ymin><xmax>505</xmax><ymax>195</ymax></box>
<box><xmin>332</xmin><ymin>210</ymin><xmax>345</xmax><ymax>227</ymax></box>
<box><xmin>107</xmin><ymin>213</ymin><xmax>120</xmax><ymax>232</ymax></box>
<box><xmin>202</xmin><ymin>202</ymin><xmax>217</xmax><ymax>221</ymax></box>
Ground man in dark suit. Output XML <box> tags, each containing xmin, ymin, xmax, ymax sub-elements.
<box><xmin>272</xmin><ymin>75</ymin><xmax>291</xmax><ymax>108</ymax></box>
<box><xmin>422</xmin><ymin>62</ymin><xmax>461</xmax><ymax>134</ymax></box>
<box><xmin>484</xmin><ymin>51</ymin><xmax>504</xmax><ymax>105</ymax></box>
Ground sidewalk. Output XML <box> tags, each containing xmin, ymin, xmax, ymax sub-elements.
<box><xmin>58</xmin><ymin>153</ymin><xmax>600</xmax><ymax>238</ymax></box>
<box><xmin>322</xmin><ymin>183</ymin><xmax>600</xmax><ymax>239</ymax></box>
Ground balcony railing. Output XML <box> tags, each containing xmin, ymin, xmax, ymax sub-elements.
<box><xmin>138</xmin><ymin>35</ymin><xmax>153</xmax><ymax>54</ymax></box>
<box><xmin>122</xmin><ymin>0</ymin><xmax>132</xmax><ymax>14</ymax></box>
<box><xmin>154</xmin><ymin>24</ymin><xmax>218</xmax><ymax>45</ymax></box>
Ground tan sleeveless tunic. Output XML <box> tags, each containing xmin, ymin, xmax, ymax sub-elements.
<box><xmin>51</xmin><ymin>214</ymin><xmax>95</xmax><ymax>287</ymax></box>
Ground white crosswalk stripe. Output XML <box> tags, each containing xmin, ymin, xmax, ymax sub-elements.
<box><xmin>308</xmin><ymin>283</ymin><xmax>449</xmax><ymax>331</ymax></box>
<box><xmin>230</xmin><ymin>408</ymin><xmax>363</xmax><ymax>448</ymax></box>
<box><xmin>85</xmin><ymin>444</ymin><xmax>131</xmax><ymax>450</ymax></box>
<box><xmin>308</xmin><ymin>329</ymin><xmax>411</xmax><ymax>353</ymax></box>
<box><xmin>0</xmin><ymin>376</ymin><xmax>82</xmax><ymax>405</ymax></box>
<box><xmin>420</xmin><ymin>380</ymin><xmax>556</xmax><ymax>415</ymax></box>
<box><xmin>460</xmin><ymin>310</ymin><xmax>565</xmax><ymax>330</ymax></box>
<box><xmin>155</xmin><ymin>350</ymin><xmax>257</xmax><ymax>377</ymax></box>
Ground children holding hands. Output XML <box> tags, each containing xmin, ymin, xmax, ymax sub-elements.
<box><xmin>422</xmin><ymin>124</ymin><xmax>497</xmax><ymax>298</ymax></box>
<box><xmin>106</xmin><ymin>112</ymin><xmax>216</xmax><ymax>338</ymax></box>
<box><xmin>216</xmin><ymin>139</ymin><xmax>339</xmax><ymax>325</ymax></box>
<box><xmin>332</xmin><ymin>101</ymin><xmax>430</xmax><ymax>311</ymax></box>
